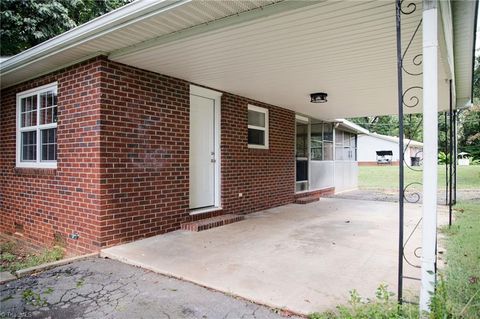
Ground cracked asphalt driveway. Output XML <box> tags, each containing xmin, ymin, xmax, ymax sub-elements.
<box><xmin>0</xmin><ymin>257</ymin><xmax>299</xmax><ymax>319</ymax></box>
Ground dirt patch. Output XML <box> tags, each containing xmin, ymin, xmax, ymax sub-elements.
<box><xmin>0</xmin><ymin>234</ymin><xmax>64</xmax><ymax>273</ymax></box>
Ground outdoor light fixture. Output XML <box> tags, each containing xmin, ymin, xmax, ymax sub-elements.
<box><xmin>310</xmin><ymin>92</ymin><xmax>328</xmax><ymax>103</ymax></box>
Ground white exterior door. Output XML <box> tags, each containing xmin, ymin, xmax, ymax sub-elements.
<box><xmin>189</xmin><ymin>93</ymin><xmax>217</xmax><ymax>209</ymax></box>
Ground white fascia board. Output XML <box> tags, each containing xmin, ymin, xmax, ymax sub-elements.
<box><xmin>367</xmin><ymin>132</ymin><xmax>423</xmax><ymax>147</ymax></box>
<box><xmin>0</xmin><ymin>0</ymin><xmax>190</xmax><ymax>75</ymax></box>
<box><xmin>334</xmin><ymin>119</ymin><xmax>369</xmax><ymax>134</ymax></box>
<box><xmin>452</xmin><ymin>0</ymin><xmax>477</xmax><ymax>107</ymax></box>
<box><xmin>456</xmin><ymin>98</ymin><xmax>472</xmax><ymax>109</ymax></box>
<box><xmin>439</xmin><ymin>0</ymin><xmax>455</xmax><ymax>86</ymax></box>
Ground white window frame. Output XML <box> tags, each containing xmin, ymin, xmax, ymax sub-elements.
<box><xmin>16</xmin><ymin>82</ymin><xmax>58</xmax><ymax>169</ymax></box>
<box><xmin>247</xmin><ymin>104</ymin><xmax>269</xmax><ymax>149</ymax></box>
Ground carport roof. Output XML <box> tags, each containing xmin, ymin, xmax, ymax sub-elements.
<box><xmin>0</xmin><ymin>0</ymin><xmax>477</xmax><ymax>120</ymax></box>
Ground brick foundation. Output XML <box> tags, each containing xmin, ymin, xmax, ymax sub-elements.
<box><xmin>294</xmin><ymin>187</ymin><xmax>335</xmax><ymax>200</ymax></box>
<box><xmin>181</xmin><ymin>214</ymin><xmax>245</xmax><ymax>232</ymax></box>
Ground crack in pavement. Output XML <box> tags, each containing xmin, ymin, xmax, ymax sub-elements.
<box><xmin>0</xmin><ymin>258</ymin><xmax>299</xmax><ymax>319</ymax></box>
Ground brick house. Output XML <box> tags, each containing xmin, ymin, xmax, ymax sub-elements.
<box><xmin>0</xmin><ymin>55</ymin><xmax>363</xmax><ymax>254</ymax></box>
<box><xmin>0</xmin><ymin>0</ymin><xmax>476</xmax><ymax>255</ymax></box>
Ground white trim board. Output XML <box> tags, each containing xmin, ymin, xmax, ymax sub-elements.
<box><xmin>189</xmin><ymin>84</ymin><xmax>222</xmax><ymax>210</ymax></box>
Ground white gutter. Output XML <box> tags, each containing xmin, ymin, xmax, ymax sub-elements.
<box><xmin>420</xmin><ymin>0</ymin><xmax>438</xmax><ymax>314</ymax></box>
<box><xmin>439</xmin><ymin>0</ymin><xmax>455</xmax><ymax>97</ymax></box>
<box><xmin>366</xmin><ymin>132</ymin><xmax>424</xmax><ymax>147</ymax></box>
<box><xmin>334</xmin><ymin>119</ymin><xmax>369</xmax><ymax>134</ymax></box>
<box><xmin>0</xmin><ymin>0</ymin><xmax>190</xmax><ymax>75</ymax></box>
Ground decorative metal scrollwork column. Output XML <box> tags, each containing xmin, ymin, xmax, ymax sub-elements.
<box><xmin>396</xmin><ymin>0</ymin><xmax>424</xmax><ymax>304</ymax></box>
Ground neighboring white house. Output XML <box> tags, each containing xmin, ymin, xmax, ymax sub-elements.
<box><xmin>357</xmin><ymin>132</ymin><xmax>423</xmax><ymax>166</ymax></box>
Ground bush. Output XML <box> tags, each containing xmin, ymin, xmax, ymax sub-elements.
<box><xmin>308</xmin><ymin>285</ymin><xmax>419</xmax><ymax>319</ymax></box>
<box><xmin>438</xmin><ymin>151</ymin><xmax>452</xmax><ymax>165</ymax></box>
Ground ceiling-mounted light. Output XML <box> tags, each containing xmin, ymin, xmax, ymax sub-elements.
<box><xmin>310</xmin><ymin>92</ymin><xmax>328</xmax><ymax>103</ymax></box>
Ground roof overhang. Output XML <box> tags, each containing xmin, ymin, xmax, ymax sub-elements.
<box><xmin>334</xmin><ymin>119</ymin><xmax>370</xmax><ymax>135</ymax></box>
<box><xmin>0</xmin><ymin>0</ymin><xmax>477</xmax><ymax>120</ymax></box>
<box><xmin>361</xmin><ymin>132</ymin><xmax>424</xmax><ymax>147</ymax></box>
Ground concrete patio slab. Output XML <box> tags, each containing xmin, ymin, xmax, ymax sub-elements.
<box><xmin>102</xmin><ymin>198</ymin><xmax>448</xmax><ymax>315</ymax></box>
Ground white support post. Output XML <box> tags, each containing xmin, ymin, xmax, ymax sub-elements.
<box><xmin>420</xmin><ymin>0</ymin><xmax>438</xmax><ymax>313</ymax></box>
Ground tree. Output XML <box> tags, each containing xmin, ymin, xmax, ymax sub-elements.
<box><xmin>0</xmin><ymin>0</ymin><xmax>131</xmax><ymax>56</ymax></box>
<box><xmin>350</xmin><ymin>114</ymin><xmax>423</xmax><ymax>142</ymax></box>
<box><xmin>458</xmin><ymin>105</ymin><xmax>480</xmax><ymax>160</ymax></box>
<box><xmin>473</xmin><ymin>54</ymin><xmax>480</xmax><ymax>105</ymax></box>
<box><xmin>456</xmin><ymin>53</ymin><xmax>480</xmax><ymax>160</ymax></box>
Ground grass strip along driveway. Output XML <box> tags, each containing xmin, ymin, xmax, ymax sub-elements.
<box><xmin>433</xmin><ymin>201</ymin><xmax>480</xmax><ymax>318</ymax></box>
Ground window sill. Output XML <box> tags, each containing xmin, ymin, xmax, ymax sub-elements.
<box><xmin>16</xmin><ymin>162</ymin><xmax>57</xmax><ymax>169</ymax></box>
<box><xmin>14</xmin><ymin>167</ymin><xmax>57</xmax><ymax>176</ymax></box>
<box><xmin>248</xmin><ymin>144</ymin><xmax>269</xmax><ymax>150</ymax></box>
<box><xmin>189</xmin><ymin>206</ymin><xmax>223</xmax><ymax>216</ymax></box>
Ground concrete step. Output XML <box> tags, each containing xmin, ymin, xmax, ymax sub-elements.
<box><xmin>294</xmin><ymin>196</ymin><xmax>320</xmax><ymax>204</ymax></box>
<box><xmin>181</xmin><ymin>214</ymin><xmax>245</xmax><ymax>232</ymax></box>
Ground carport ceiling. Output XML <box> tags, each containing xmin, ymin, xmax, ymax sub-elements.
<box><xmin>1</xmin><ymin>0</ymin><xmax>475</xmax><ymax>121</ymax></box>
<box><xmin>110</xmin><ymin>0</ymin><xmax>449</xmax><ymax>120</ymax></box>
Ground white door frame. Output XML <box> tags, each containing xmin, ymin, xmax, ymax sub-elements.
<box><xmin>189</xmin><ymin>85</ymin><xmax>222</xmax><ymax>214</ymax></box>
<box><xmin>295</xmin><ymin>114</ymin><xmax>310</xmax><ymax>193</ymax></box>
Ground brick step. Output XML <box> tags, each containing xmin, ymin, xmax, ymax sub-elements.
<box><xmin>181</xmin><ymin>214</ymin><xmax>245</xmax><ymax>232</ymax></box>
<box><xmin>294</xmin><ymin>195</ymin><xmax>320</xmax><ymax>204</ymax></box>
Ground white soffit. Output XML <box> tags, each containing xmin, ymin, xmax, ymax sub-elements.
<box><xmin>452</xmin><ymin>0</ymin><xmax>477</xmax><ymax>108</ymax></box>
<box><xmin>0</xmin><ymin>0</ymin><xmax>283</xmax><ymax>88</ymax></box>
<box><xmin>1</xmin><ymin>0</ymin><xmax>475</xmax><ymax>120</ymax></box>
<box><xmin>111</xmin><ymin>0</ymin><xmax>452</xmax><ymax>119</ymax></box>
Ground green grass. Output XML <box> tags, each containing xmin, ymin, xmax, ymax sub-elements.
<box><xmin>308</xmin><ymin>285</ymin><xmax>419</xmax><ymax>319</ymax></box>
<box><xmin>358</xmin><ymin>165</ymin><xmax>480</xmax><ymax>190</ymax></box>
<box><xmin>0</xmin><ymin>241</ymin><xmax>64</xmax><ymax>273</ymax></box>
<box><xmin>433</xmin><ymin>200</ymin><xmax>480</xmax><ymax>318</ymax></box>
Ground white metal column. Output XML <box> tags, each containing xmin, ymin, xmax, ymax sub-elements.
<box><xmin>420</xmin><ymin>0</ymin><xmax>438</xmax><ymax>313</ymax></box>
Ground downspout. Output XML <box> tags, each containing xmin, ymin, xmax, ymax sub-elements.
<box><xmin>419</xmin><ymin>0</ymin><xmax>438</xmax><ymax>313</ymax></box>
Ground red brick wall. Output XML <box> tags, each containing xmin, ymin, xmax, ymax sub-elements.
<box><xmin>221</xmin><ymin>93</ymin><xmax>295</xmax><ymax>214</ymax></box>
<box><xmin>97</xmin><ymin>60</ymin><xmax>191</xmax><ymax>247</ymax></box>
<box><xmin>0</xmin><ymin>56</ymin><xmax>296</xmax><ymax>253</ymax></box>
<box><xmin>97</xmin><ymin>60</ymin><xmax>295</xmax><ymax>247</ymax></box>
<box><xmin>0</xmin><ymin>57</ymin><xmax>105</xmax><ymax>254</ymax></box>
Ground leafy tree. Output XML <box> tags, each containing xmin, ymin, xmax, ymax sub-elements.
<box><xmin>0</xmin><ymin>0</ymin><xmax>131</xmax><ymax>56</ymax></box>
<box><xmin>458</xmin><ymin>105</ymin><xmax>480</xmax><ymax>160</ymax></box>
<box><xmin>459</xmin><ymin>53</ymin><xmax>480</xmax><ymax>160</ymax></box>
<box><xmin>350</xmin><ymin>116</ymin><xmax>397</xmax><ymax>136</ymax></box>
<box><xmin>66</xmin><ymin>0</ymin><xmax>132</xmax><ymax>26</ymax></box>
<box><xmin>350</xmin><ymin>114</ymin><xmax>423</xmax><ymax>142</ymax></box>
<box><xmin>1</xmin><ymin>1</ymin><xmax>75</xmax><ymax>56</ymax></box>
<box><xmin>473</xmin><ymin>54</ymin><xmax>480</xmax><ymax>105</ymax></box>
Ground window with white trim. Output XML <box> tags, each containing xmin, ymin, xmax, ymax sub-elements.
<box><xmin>247</xmin><ymin>105</ymin><xmax>269</xmax><ymax>149</ymax></box>
<box><xmin>16</xmin><ymin>83</ymin><xmax>58</xmax><ymax>168</ymax></box>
